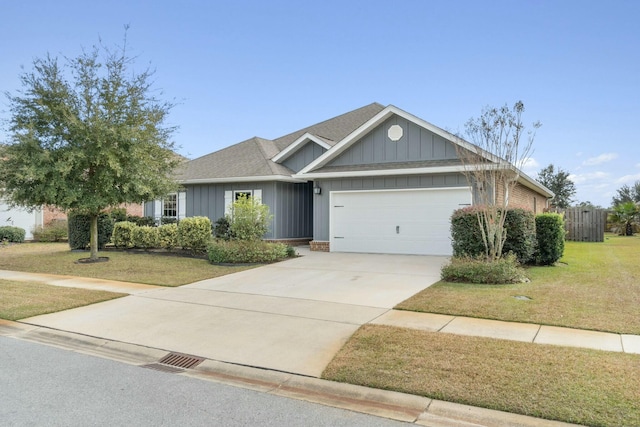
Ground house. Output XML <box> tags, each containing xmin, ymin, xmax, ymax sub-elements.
<box><xmin>0</xmin><ymin>203</ymin><xmax>143</xmax><ymax>240</ymax></box>
<box><xmin>145</xmin><ymin>103</ymin><xmax>553</xmax><ymax>256</ymax></box>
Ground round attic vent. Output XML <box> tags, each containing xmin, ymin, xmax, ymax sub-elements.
<box><xmin>388</xmin><ymin>124</ymin><xmax>403</xmax><ymax>142</ymax></box>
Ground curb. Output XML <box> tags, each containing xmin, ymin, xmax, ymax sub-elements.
<box><xmin>0</xmin><ymin>320</ymin><xmax>579</xmax><ymax>427</ymax></box>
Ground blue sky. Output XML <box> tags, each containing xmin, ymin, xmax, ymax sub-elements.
<box><xmin>1</xmin><ymin>0</ymin><xmax>638</xmax><ymax>208</ymax></box>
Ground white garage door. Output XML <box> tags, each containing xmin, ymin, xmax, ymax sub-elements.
<box><xmin>330</xmin><ymin>188</ymin><xmax>471</xmax><ymax>256</ymax></box>
<box><xmin>0</xmin><ymin>201</ymin><xmax>41</xmax><ymax>240</ymax></box>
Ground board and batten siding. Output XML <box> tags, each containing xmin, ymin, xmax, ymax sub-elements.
<box><xmin>147</xmin><ymin>181</ymin><xmax>313</xmax><ymax>240</ymax></box>
<box><xmin>328</xmin><ymin>115</ymin><xmax>458</xmax><ymax>167</ymax></box>
<box><xmin>313</xmin><ymin>173</ymin><xmax>468</xmax><ymax>241</ymax></box>
<box><xmin>282</xmin><ymin>142</ymin><xmax>327</xmax><ymax>173</ymax></box>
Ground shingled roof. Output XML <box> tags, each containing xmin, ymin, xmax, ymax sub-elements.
<box><xmin>178</xmin><ymin>102</ymin><xmax>385</xmax><ymax>183</ymax></box>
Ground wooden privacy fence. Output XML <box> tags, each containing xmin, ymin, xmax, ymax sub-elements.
<box><xmin>561</xmin><ymin>207</ymin><xmax>608</xmax><ymax>242</ymax></box>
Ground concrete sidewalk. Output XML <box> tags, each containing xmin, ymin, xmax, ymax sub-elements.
<box><xmin>372</xmin><ymin>310</ymin><xmax>640</xmax><ymax>354</ymax></box>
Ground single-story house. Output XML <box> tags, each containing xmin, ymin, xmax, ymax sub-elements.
<box><xmin>145</xmin><ymin>103</ymin><xmax>553</xmax><ymax>255</ymax></box>
<box><xmin>0</xmin><ymin>203</ymin><xmax>143</xmax><ymax>240</ymax></box>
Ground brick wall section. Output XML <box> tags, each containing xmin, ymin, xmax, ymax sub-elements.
<box><xmin>310</xmin><ymin>240</ymin><xmax>330</xmax><ymax>252</ymax></box>
<box><xmin>41</xmin><ymin>203</ymin><xmax>144</xmax><ymax>225</ymax></box>
<box><xmin>495</xmin><ymin>182</ymin><xmax>548</xmax><ymax>214</ymax></box>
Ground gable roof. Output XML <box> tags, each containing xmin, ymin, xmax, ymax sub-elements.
<box><xmin>178</xmin><ymin>103</ymin><xmax>385</xmax><ymax>184</ymax></box>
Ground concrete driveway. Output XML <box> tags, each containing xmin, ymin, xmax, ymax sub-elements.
<box><xmin>22</xmin><ymin>248</ymin><xmax>447</xmax><ymax>377</ymax></box>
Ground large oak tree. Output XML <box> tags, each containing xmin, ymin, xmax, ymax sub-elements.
<box><xmin>1</xmin><ymin>36</ymin><xmax>180</xmax><ymax>260</ymax></box>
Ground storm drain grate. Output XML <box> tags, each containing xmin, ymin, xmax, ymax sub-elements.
<box><xmin>157</xmin><ymin>352</ymin><xmax>205</xmax><ymax>369</ymax></box>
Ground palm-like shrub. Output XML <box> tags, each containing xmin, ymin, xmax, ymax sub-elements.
<box><xmin>609</xmin><ymin>201</ymin><xmax>640</xmax><ymax>236</ymax></box>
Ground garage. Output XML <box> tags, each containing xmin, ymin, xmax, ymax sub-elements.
<box><xmin>0</xmin><ymin>200</ymin><xmax>42</xmax><ymax>240</ymax></box>
<box><xmin>329</xmin><ymin>187</ymin><xmax>472</xmax><ymax>256</ymax></box>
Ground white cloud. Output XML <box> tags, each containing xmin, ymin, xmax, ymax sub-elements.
<box><xmin>616</xmin><ymin>173</ymin><xmax>640</xmax><ymax>184</ymax></box>
<box><xmin>582</xmin><ymin>152</ymin><xmax>618</xmax><ymax>166</ymax></box>
<box><xmin>568</xmin><ymin>171</ymin><xmax>609</xmax><ymax>184</ymax></box>
<box><xmin>520</xmin><ymin>157</ymin><xmax>539</xmax><ymax>173</ymax></box>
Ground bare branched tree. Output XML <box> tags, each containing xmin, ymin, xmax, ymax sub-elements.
<box><xmin>455</xmin><ymin>101</ymin><xmax>539</xmax><ymax>261</ymax></box>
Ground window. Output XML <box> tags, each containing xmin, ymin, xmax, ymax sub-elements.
<box><xmin>163</xmin><ymin>193</ymin><xmax>177</xmax><ymax>218</ymax></box>
<box><xmin>234</xmin><ymin>190</ymin><xmax>253</xmax><ymax>200</ymax></box>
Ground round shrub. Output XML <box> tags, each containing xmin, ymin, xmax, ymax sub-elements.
<box><xmin>208</xmin><ymin>240</ymin><xmax>288</xmax><ymax>264</ymax></box>
<box><xmin>0</xmin><ymin>226</ymin><xmax>26</xmax><ymax>243</ymax></box>
<box><xmin>132</xmin><ymin>225</ymin><xmax>160</xmax><ymax>249</ymax></box>
<box><xmin>441</xmin><ymin>253</ymin><xmax>528</xmax><ymax>284</ymax></box>
<box><xmin>158</xmin><ymin>223</ymin><xmax>178</xmax><ymax>249</ymax></box>
<box><xmin>112</xmin><ymin>221</ymin><xmax>137</xmax><ymax>248</ymax></box>
<box><xmin>32</xmin><ymin>220</ymin><xmax>68</xmax><ymax>242</ymax></box>
<box><xmin>177</xmin><ymin>216</ymin><xmax>212</xmax><ymax>252</ymax></box>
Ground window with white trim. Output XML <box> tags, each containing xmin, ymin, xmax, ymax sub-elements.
<box><xmin>163</xmin><ymin>193</ymin><xmax>177</xmax><ymax>218</ymax></box>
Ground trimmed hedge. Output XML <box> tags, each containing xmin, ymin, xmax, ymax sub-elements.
<box><xmin>502</xmin><ymin>208</ymin><xmax>536</xmax><ymax>263</ymax></box>
<box><xmin>177</xmin><ymin>216</ymin><xmax>212</xmax><ymax>252</ymax></box>
<box><xmin>112</xmin><ymin>221</ymin><xmax>137</xmax><ymax>248</ymax></box>
<box><xmin>132</xmin><ymin>225</ymin><xmax>160</xmax><ymax>249</ymax></box>
<box><xmin>451</xmin><ymin>206</ymin><xmax>537</xmax><ymax>263</ymax></box>
<box><xmin>158</xmin><ymin>223</ymin><xmax>178</xmax><ymax>249</ymax></box>
<box><xmin>0</xmin><ymin>226</ymin><xmax>26</xmax><ymax>243</ymax></box>
<box><xmin>441</xmin><ymin>253</ymin><xmax>528</xmax><ymax>284</ymax></box>
<box><xmin>207</xmin><ymin>240</ymin><xmax>289</xmax><ymax>264</ymax></box>
<box><xmin>535</xmin><ymin>213</ymin><xmax>565</xmax><ymax>265</ymax></box>
<box><xmin>68</xmin><ymin>213</ymin><xmax>113</xmax><ymax>250</ymax></box>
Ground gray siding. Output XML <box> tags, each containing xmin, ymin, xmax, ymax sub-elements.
<box><xmin>184</xmin><ymin>181</ymin><xmax>312</xmax><ymax>240</ymax></box>
<box><xmin>313</xmin><ymin>173</ymin><xmax>468</xmax><ymax>241</ymax></box>
<box><xmin>282</xmin><ymin>141</ymin><xmax>327</xmax><ymax>173</ymax></box>
<box><xmin>272</xmin><ymin>181</ymin><xmax>313</xmax><ymax>239</ymax></box>
<box><xmin>328</xmin><ymin>115</ymin><xmax>458</xmax><ymax>167</ymax></box>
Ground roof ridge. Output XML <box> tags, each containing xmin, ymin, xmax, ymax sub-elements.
<box><xmin>253</xmin><ymin>137</ymin><xmax>289</xmax><ymax>175</ymax></box>
<box><xmin>273</xmin><ymin>102</ymin><xmax>385</xmax><ymax>143</ymax></box>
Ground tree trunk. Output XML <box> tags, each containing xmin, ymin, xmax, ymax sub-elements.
<box><xmin>90</xmin><ymin>215</ymin><xmax>99</xmax><ymax>260</ymax></box>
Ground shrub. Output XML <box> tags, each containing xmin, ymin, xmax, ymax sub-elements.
<box><xmin>68</xmin><ymin>212</ymin><xmax>113</xmax><ymax>250</ymax></box>
<box><xmin>112</xmin><ymin>221</ymin><xmax>137</xmax><ymax>249</ymax></box>
<box><xmin>502</xmin><ymin>208</ymin><xmax>536</xmax><ymax>264</ymax></box>
<box><xmin>213</xmin><ymin>216</ymin><xmax>234</xmax><ymax>240</ymax></box>
<box><xmin>208</xmin><ymin>240</ymin><xmax>289</xmax><ymax>264</ymax></box>
<box><xmin>451</xmin><ymin>206</ymin><xmax>487</xmax><ymax>258</ymax></box>
<box><xmin>127</xmin><ymin>215</ymin><xmax>156</xmax><ymax>227</ymax></box>
<box><xmin>441</xmin><ymin>253</ymin><xmax>528</xmax><ymax>284</ymax></box>
<box><xmin>535</xmin><ymin>213</ymin><xmax>565</xmax><ymax>265</ymax></box>
<box><xmin>132</xmin><ymin>225</ymin><xmax>160</xmax><ymax>249</ymax></box>
<box><xmin>32</xmin><ymin>220</ymin><xmax>68</xmax><ymax>242</ymax></box>
<box><xmin>229</xmin><ymin>195</ymin><xmax>272</xmax><ymax>241</ymax></box>
<box><xmin>450</xmin><ymin>206</ymin><xmax>536</xmax><ymax>263</ymax></box>
<box><xmin>158</xmin><ymin>223</ymin><xmax>178</xmax><ymax>249</ymax></box>
<box><xmin>0</xmin><ymin>226</ymin><xmax>26</xmax><ymax>243</ymax></box>
<box><xmin>109</xmin><ymin>208</ymin><xmax>128</xmax><ymax>223</ymax></box>
<box><xmin>160</xmin><ymin>216</ymin><xmax>178</xmax><ymax>225</ymax></box>
<box><xmin>177</xmin><ymin>216</ymin><xmax>212</xmax><ymax>252</ymax></box>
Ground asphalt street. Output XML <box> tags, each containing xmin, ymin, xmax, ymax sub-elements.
<box><xmin>0</xmin><ymin>337</ymin><xmax>410</xmax><ymax>427</ymax></box>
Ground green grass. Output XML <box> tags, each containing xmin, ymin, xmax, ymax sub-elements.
<box><xmin>0</xmin><ymin>279</ymin><xmax>125</xmax><ymax>320</ymax></box>
<box><xmin>397</xmin><ymin>234</ymin><xmax>640</xmax><ymax>334</ymax></box>
<box><xmin>0</xmin><ymin>243</ymin><xmax>254</xmax><ymax>286</ymax></box>
<box><xmin>323</xmin><ymin>325</ymin><xmax>640</xmax><ymax>427</ymax></box>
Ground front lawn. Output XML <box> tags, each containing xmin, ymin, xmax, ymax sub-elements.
<box><xmin>397</xmin><ymin>235</ymin><xmax>640</xmax><ymax>334</ymax></box>
<box><xmin>323</xmin><ymin>325</ymin><xmax>640</xmax><ymax>427</ymax></box>
<box><xmin>0</xmin><ymin>243</ymin><xmax>254</xmax><ymax>287</ymax></box>
<box><xmin>0</xmin><ymin>279</ymin><xmax>125</xmax><ymax>320</ymax></box>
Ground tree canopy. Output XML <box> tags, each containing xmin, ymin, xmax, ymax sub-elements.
<box><xmin>536</xmin><ymin>164</ymin><xmax>576</xmax><ymax>209</ymax></box>
<box><xmin>0</xmin><ymin>35</ymin><xmax>180</xmax><ymax>259</ymax></box>
<box><xmin>611</xmin><ymin>181</ymin><xmax>640</xmax><ymax>207</ymax></box>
